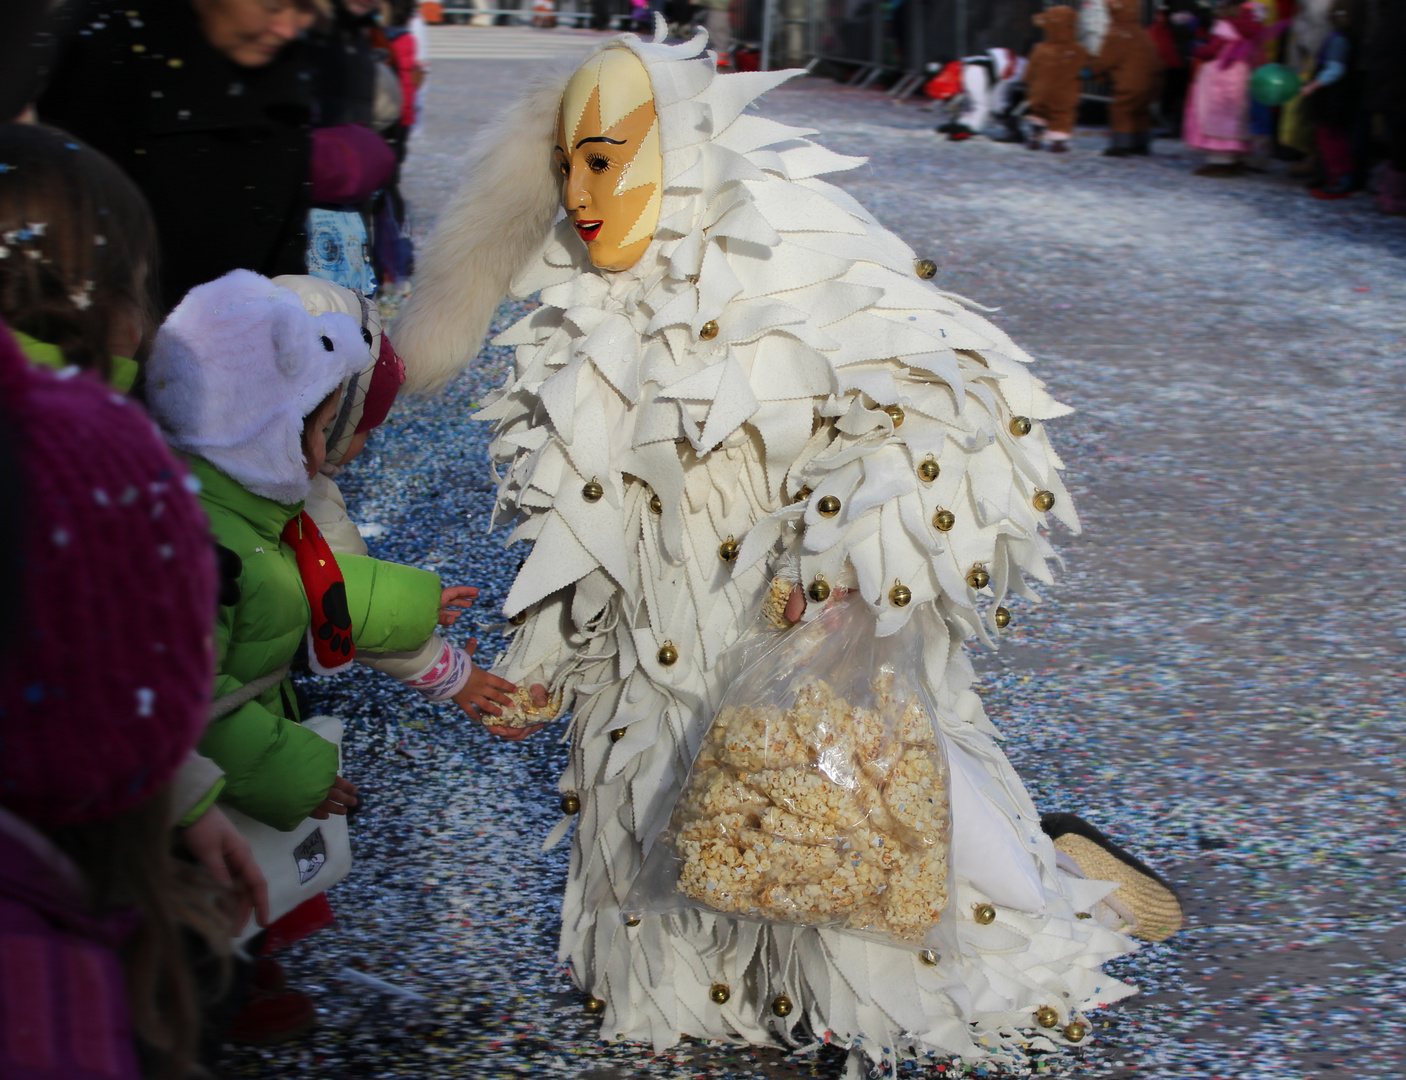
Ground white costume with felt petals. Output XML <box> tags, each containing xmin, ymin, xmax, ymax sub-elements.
<box><xmin>398</xmin><ymin>21</ymin><xmax>1135</xmax><ymax>1076</ymax></box>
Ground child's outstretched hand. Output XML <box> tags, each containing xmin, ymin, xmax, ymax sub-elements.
<box><xmin>439</xmin><ymin>585</ymin><xmax>479</xmax><ymax>626</ymax></box>
<box><xmin>311</xmin><ymin>775</ymin><xmax>359</xmax><ymax>819</ymax></box>
<box><xmin>450</xmin><ymin>641</ymin><xmax>547</xmax><ymax>740</ymax></box>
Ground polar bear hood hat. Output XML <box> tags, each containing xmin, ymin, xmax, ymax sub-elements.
<box><xmin>148</xmin><ymin>269</ymin><xmax>367</xmax><ymax>504</ymax></box>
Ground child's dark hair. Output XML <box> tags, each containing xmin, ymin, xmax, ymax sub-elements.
<box><xmin>385</xmin><ymin>0</ymin><xmax>417</xmax><ymax>27</ymax></box>
<box><xmin>47</xmin><ymin>789</ymin><xmax>233</xmax><ymax>1080</ymax></box>
<box><xmin>0</xmin><ymin>122</ymin><xmax>159</xmax><ymax>381</ymax></box>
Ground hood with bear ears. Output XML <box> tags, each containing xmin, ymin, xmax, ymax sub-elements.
<box><xmin>1035</xmin><ymin>5</ymin><xmax>1079</xmax><ymax>44</ymax></box>
<box><xmin>148</xmin><ymin>270</ymin><xmax>367</xmax><ymax>505</ymax></box>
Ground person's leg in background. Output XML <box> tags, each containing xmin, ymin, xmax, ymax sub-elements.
<box><xmin>1311</xmin><ymin>122</ymin><xmax>1354</xmax><ymax>198</ymax></box>
<box><xmin>953</xmin><ymin>59</ymin><xmax>994</xmax><ymax>139</ymax></box>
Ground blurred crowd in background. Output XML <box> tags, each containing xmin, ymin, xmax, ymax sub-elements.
<box><xmin>424</xmin><ymin>0</ymin><xmax>1406</xmax><ymax>210</ymax></box>
<box><xmin>914</xmin><ymin>0</ymin><xmax>1404</xmax><ymax>211</ymax></box>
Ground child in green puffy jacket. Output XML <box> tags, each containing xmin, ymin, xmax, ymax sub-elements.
<box><xmin>147</xmin><ymin>270</ymin><xmax>520</xmax><ymax>832</ymax></box>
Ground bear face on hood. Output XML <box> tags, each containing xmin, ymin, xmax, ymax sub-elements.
<box><xmin>148</xmin><ymin>270</ymin><xmax>367</xmax><ymax>504</ymax></box>
<box><xmin>1107</xmin><ymin>0</ymin><xmax>1142</xmax><ymax>26</ymax></box>
<box><xmin>1034</xmin><ymin>4</ymin><xmax>1078</xmax><ymax>45</ymax></box>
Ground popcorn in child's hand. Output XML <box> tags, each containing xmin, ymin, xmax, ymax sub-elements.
<box><xmin>492</xmin><ymin>684</ymin><xmax>562</xmax><ymax>728</ymax></box>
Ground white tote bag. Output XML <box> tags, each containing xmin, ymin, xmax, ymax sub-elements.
<box><xmin>223</xmin><ymin>715</ymin><xmax>353</xmax><ymax>944</ymax></box>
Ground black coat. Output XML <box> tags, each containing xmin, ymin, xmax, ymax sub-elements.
<box><xmin>37</xmin><ymin>0</ymin><xmax>312</xmax><ymax>311</ymax></box>
<box><xmin>305</xmin><ymin>9</ymin><xmax>378</xmax><ymax>129</ymax></box>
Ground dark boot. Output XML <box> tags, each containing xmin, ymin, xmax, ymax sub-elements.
<box><xmin>225</xmin><ymin>989</ymin><xmax>317</xmax><ymax>1046</ymax></box>
<box><xmin>1310</xmin><ymin>177</ymin><xmax>1354</xmax><ymax>200</ymax></box>
<box><xmin>993</xmin><ymin>116</ymin><xmax>1026</xmax><ymax>144</ymax></box>
<box><xmin>1102</xmin><ymin>131</ymin><xmax>1134</xmax><ymax>157</ymax></box>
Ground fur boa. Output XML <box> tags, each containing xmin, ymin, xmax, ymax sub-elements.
<box><xmin>394</xmin><ymin>63</ymin><xmax>580</xmax><ymax>396</ymax></box>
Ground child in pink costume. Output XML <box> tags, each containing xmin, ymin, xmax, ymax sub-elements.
<box><xmin>1184</xmin><ymin>3</ymin><xmax>1285</xmax><ymax>176</ymax></box>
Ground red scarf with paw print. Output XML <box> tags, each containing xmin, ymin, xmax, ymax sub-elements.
<box><xmin>281</xmin><ymin>511</ymin><xmax>356</xmax><ymax>676</ymax></box>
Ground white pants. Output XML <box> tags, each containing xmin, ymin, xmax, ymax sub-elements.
<box><xmin>958</xmin><ymin>62</ymin><xmax>1023</xmax><ymax>134</ymax></box>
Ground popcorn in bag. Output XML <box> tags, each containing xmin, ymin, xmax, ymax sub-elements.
<box><xmin>627</xmin><ymin>599</ymin><xmax>954</xmax><ymax>950</ymax></box>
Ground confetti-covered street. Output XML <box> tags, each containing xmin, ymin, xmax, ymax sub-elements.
<box><xmin>226</xmin><ymin>28</ymin><xmax>1406</xmax><ymax>1080</ymax></box>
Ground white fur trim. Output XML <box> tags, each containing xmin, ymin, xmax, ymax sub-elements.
<box><xmin>149</xmin><ymin>270</ymin><xmax>367</xmax><ymax>505</ymax></box>
<box><xmin>393</xmin><ymin>61</ymin><xmax>582</xmax><ymax>396</ymax></box>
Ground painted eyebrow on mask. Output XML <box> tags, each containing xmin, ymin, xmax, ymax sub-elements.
<box><xmin>576</xmin><ymin>136</ymin><xmax>627</xmax><ymax>148</ymax></box>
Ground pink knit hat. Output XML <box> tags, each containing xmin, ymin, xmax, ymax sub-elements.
<box><xmin>0</xmin><ymin>322</ymin><xmax>217</xmax><ymax>827</ymax></box>
<box><xmin>309</xmin><ymin>125</ymin><xmax>397</xmax><ymax>205</ymax></box>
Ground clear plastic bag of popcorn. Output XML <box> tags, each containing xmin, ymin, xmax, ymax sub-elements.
<box><xmin>626</xmin><ymin>599</ymin><xmax>954</xmax><ymax>952</ymax></box>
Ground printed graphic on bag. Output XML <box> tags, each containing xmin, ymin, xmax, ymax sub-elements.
<box><xmin>671</xmin><ymin>673</ymin><xmax>951</xmax><ymax>942</ymax></box>
<box><xmin>295</xmin><ymin>828</ymin><xmax>329</xmax><ymax>885</ymax></box>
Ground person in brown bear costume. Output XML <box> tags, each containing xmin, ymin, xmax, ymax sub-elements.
<box><xmin>1025</xmin><ymin>5</ymin><xmax>1089</xmax><ymax>153</ymax></box>
<box><xmin>1093</xmin><ymin>0</ymin><xmax>1165</xmax><ymax>157</ymax></box>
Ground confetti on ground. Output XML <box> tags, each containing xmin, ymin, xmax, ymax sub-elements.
<box><xmin>224</xmin><ymin>56</ymin><xmax>1406</xmax><ymax>1080</ymax></box>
